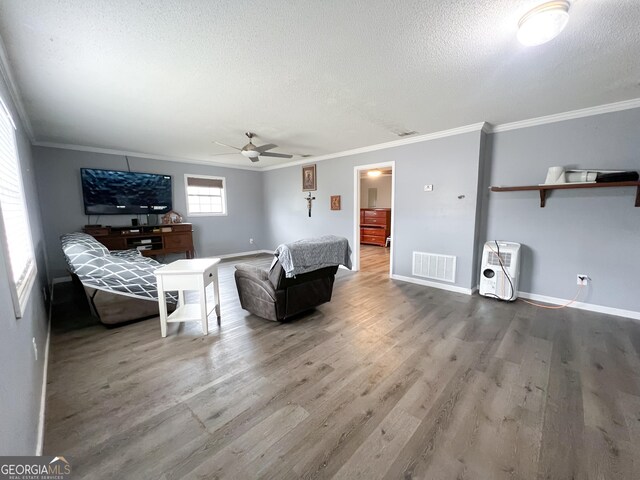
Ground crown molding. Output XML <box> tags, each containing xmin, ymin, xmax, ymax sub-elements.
<box><xmin>31</xmin><ymin>141</ymin><xmax>262</xmax><ymax>171</ymax></box>
<box><xmin>261</xmin><ymin>122</ymin><xmax>488</xmax><ymax>171</ymax></box>
<box><xmin>35</xmin><ymin>123</ymin><xmax>487</xmax><ymax>173</ymax></box>
<box><xmin>29</xmin><ymin>97</ymin><xmax>640</xmax><ymax>173</ymax></box>
<box><xmin>489</xmin><ymin>97</ymin><xmax>640</xmax><ymax>133</ymax></box>
<box><xmin>0</xmin><ymin>33</ymin><xmax>35</xmax><ymax>141</ymax></box>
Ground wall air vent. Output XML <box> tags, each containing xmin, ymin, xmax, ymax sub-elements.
<box><xmin>412</xmin><ymin>252</ymin><xmax>456</xmax><ymax>283</ymax></box>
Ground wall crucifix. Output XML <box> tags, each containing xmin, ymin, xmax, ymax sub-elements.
<box><xmin>305</xmin><ymin>191</ymin><xmax>316</xmax><ymax>217</ymax></box>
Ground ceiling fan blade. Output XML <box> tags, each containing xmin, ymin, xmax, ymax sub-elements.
<box><xmin>255</xmin><ymin>143</ymin><xmax>277</xmax><ymax>153</ymax></box>
<box><xmin>210</xmin><ymin>152</ymin><xmax>240</xmax><ymax>156</ymax></box>
<box><xmin>260</xmin><ymin>152</ymin><xmax>293</xmax><ymax>158</ymax></box>
<box><xmin>214</xmin><ymin>141</ymin><xmax>242</xmax><ymax>151</ymax></box>
<box><xmin>250</xmin><ymin>156</ymin><xmax>260</xmax><ymax>163</ymax></box>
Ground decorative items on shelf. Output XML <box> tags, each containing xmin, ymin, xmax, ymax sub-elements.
<box><xmin>330</xmin><ymin>195</ymin><xmax>341</xmax><ymax>210</ymax></box>
<box><xmin>543</xmin><ymin>167</ymin><xmax>639</xmax><ymax>185</ymax></box>
<box><xmin>161</xmin><ymin>210</ymin><xmax>183</xmax><ymax>224</ymax></box>
<box><xmin>302</xmin><ymin>164</ymin><xmax>317</xmax><ymax>191</ymax></box>
<box><xmin>490</xmin><ymin>181</ymin><xmax>640</xmax><ymax>208</ymax></box>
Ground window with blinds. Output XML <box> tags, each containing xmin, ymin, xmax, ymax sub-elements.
<box><xmin>184</xmin><ymin>174</ymin><xmax>227</xmax><ymax>215</ymax></box>
<box><xmin>0</xmin><ymin>97</ymin><xmax>36</xmax><ymax>318</ymax></box>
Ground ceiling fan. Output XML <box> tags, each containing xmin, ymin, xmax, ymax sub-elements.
<box><xmin>213</xmin><ymin>132</ymin><xmax>293</xmax><ymax>163</ymax></box>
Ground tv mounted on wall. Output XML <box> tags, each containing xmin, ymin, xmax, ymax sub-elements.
<box><xmin>81</xmin><ymin>168</ymin><xmax>173</xmax><ymax>215</ymax></box>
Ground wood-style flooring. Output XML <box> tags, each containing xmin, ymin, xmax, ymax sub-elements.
<box><xmin>44</xmin><ymin>245</ymin><xmax>640</xmax><ymax>479</ymax></box>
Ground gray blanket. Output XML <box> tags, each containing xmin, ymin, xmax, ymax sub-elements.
<box><xmin>272</xmin><ymin>235</ymin><xmax>352</xmax><ymax>277</ymax></box>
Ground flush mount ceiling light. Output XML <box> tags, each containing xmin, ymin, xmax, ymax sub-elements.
<box><xmin>517</xmin><ymin>1</ymin><xmax>571</xmax><ymax>46</ymax></box>
<box><xmin>367</xmin><ymin>170</ymin><xmax>382</xmax><ymax>177</ymax></box>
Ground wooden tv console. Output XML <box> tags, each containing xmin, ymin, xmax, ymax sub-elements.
<box><xmin>83</xmin><ymin>223</ymin><xmax>194</xmax><ymax>258</ymax></box>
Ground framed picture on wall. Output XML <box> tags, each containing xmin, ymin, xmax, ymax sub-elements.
<box><xmin>302</xmin><ymin>164</ymin><xmax>317</xmax><ymax>191</ymax></box>
<box><xmin>330</xmin><ymin>195</ymin><xmax>341</xmax><ymax>210</ymax></box>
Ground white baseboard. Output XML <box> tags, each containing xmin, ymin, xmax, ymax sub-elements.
<box><xmin>518</xmin><ymin>291</ymin><xmax>640</xmax><ymax>321</ymax></box>
<box><xmin>391</xmin><ymin>274</ymin><xmax>474</xmax><ymax>295</ymax></box>
<box><xmin>36</xmin><ymin>292</ymin><xmax>52</xmax><ymax>455</ymax></box>
<box><xmin>214</xmin><ymin>249</ymin><xmax>272</xmax><ymax>260</ymax></box>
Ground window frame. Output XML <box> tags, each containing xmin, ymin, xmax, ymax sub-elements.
<box><xmin>184</xmin><ymin>174</ymin><xmax>228</xmax><ymax>217</ymax></box>
<box><xmin>0</xmin><ymin>96</ymin><xmax>37</xmax><ymax>319</ymax></box>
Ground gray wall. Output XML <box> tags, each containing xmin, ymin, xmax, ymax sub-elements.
<box><xmin>0</xmin><ymin>77</ymin><xmax>48</xmax><ymax>454</ymax></box>
<box><xmin>360</xmin><ymin>175</ymin><xmax>392</xmax><ymax>208</ymax></box>
<box><xmin>263</xmin><ymin>130</ymin><xmax>484</xmax><ymax>289</ymax></box>
<box><xmin>33</xmin><ymin>148</ymin><xmax>266</xmax><ymax>279</ymax></box>
<box><xmin>8</xmin><ymin>103</ymin><xmax>638</xmax><ymax>455</ymax></box>
<box><xmin>482</xmin><ymin>107</ymin><xmax>640</xmax><ymax>312</ymax></box>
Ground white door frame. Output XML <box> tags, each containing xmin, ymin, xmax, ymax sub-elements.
<box><xmin>352</xmin><ymin>161</ymin><xmax>395</xmax><ymax>276</ymax></box>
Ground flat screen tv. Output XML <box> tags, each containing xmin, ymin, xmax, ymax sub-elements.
<box><xmin>81</xmin><ymin>168</ymin><xmax>172</xmax><ymax>215</ymax></box>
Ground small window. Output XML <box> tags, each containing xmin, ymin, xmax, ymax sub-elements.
<box><xmin>0</xmin><ymin>97</ymin><xmax>36</xmax><ymax>318</ymax></box>
<box><xmin>184</xmin><ymin>174</ymin><xmax>227</xmax><ymax>216</ymax></box>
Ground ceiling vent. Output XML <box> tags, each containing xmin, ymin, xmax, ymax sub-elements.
<box><xmin>412</xmin><ymin>252</ymin><xmax>456</xmax><ymax>283</ymax></box>
<box><xmin>395</xmin><ymin>130</ymin><xmax>418</xmax><ymax>137</ymax></box>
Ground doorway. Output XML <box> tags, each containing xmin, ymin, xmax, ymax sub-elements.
<box><xmin>353</xmin><ymin>162</ymin><xmax>395</xmax><ymax>276</ymax></box>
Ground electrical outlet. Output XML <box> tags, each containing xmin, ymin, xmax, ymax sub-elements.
<box><xmin>577</xmin><ymin>274</ymin><xmax>589</xmax><ymax>286</ymax></box>
<box><xmin>424</xmin><ymin>184</ymin><xmax>433</xmax><ymax>192</ymax></box>
<box><xmin>249</xmin><ymin>238</ymin><xmax>254</xmax><ymax>244</ymax></box>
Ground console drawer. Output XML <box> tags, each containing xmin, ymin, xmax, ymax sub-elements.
<box><xmin>361</xmin><ymin>235</ymin><xmax>386</xmax><ymax>246</ymax></box>
<box><xmin>363</xmin><ymin>209</ymin><xmax>388</xmax><ymax>218</ymax></box>
<box><xmin>164</xmin><ymin>233</ymin><xmax>193</xmax><ymax>249</ymax></box>
<box><xmin>361</xmin><ymin>217</ymin><xmax>387</xmax><ymax>226</ymax></box>
<box><xmin>361</xmin><ymin>227</ymin><xmax>385</xmax><ymax>237</ymax></box>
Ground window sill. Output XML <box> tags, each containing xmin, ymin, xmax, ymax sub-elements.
<box><xmin>13</xmin><ymin>262</ymin><xmax>37</xmax><ymax>319</ymax></box>
<box><xmin>186</xmin><ymin>212</ymin><xmax>228</xmax><ymax>217</ymax></box>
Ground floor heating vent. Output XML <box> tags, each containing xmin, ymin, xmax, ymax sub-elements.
<box><xmin>412</xmin><ymin>252</ymin><xmax>456</xmax><ymax>283</ymax></box>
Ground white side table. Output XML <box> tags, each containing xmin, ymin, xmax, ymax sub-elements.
<box><xmin>154</xmin><ymin>258</ymin><xmax>221</xmax><ymax>337</ymax></box>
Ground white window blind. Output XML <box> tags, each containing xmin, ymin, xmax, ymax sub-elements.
<box><xmin>0</xmin><ymin>97</ymin><xmax>36</xmax><ymax>318</ymax></box>
<box><xmin>185</xmin><ymin>175</ymin><xmax>227</xmax><ymax>216</ymax></box>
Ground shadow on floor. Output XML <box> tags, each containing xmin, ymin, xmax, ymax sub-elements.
<box><xmin>51</xmin><ymin>279</ymin><xmax>101</xmax><ymax>333</ymax></box>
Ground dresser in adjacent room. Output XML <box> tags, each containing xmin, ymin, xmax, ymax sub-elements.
<box><xmin>360</xmin><ymin>208</ymin><xmax>391</xmax><ymax>246</ymax></box>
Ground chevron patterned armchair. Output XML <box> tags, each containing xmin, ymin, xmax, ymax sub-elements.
<box><xmin>61</xmin><ymin>232</ymin><xmax>176</xmax><ymax>325</ymax></box>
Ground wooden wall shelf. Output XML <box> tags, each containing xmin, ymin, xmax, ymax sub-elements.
<box><xmin>490</xmin><ymin>181</ymin><xmax>640</xmax><ymax>208</ymax></box>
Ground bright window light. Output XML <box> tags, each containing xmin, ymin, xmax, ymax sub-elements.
<box><xmin>0</xmin><ymin>96</ymin><xmax>36</xmax><ymax>318</ymax></box>
<box><xmin>184</xmin><ymin>174</ymin><xmax>227</xmax><ymax>216</ymax></box>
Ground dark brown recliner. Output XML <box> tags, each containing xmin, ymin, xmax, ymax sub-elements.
<box><xmin>234</xmin><ymin>260</ymin><xmax>338</xmax><ymax>321</ymax></box>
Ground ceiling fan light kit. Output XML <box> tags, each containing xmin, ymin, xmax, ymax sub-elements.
<box><xmin>241</xmin><ymin>150</ymin><xmax>260</xmax><ymax>159</ymax></box>
<box><xmin>213</xmin><ymin>132</ymin><xmax>293</xmax><ymax>163</ymax></box>
<box><xmin>517</xmin><ymin>0</ymin><xmax>571</xmax><ymax>47</ymax></box>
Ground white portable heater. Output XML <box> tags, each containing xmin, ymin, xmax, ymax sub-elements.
<box><xmin>479</xmin><ymin>241</ymin><xmax>521</xmax><ymax>301</ymax></box>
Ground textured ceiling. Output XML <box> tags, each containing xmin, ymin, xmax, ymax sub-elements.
<box><xmin>0</xmin><ymin>0</ymin><xmax>639</xmax><ymax>168</ymax></box>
